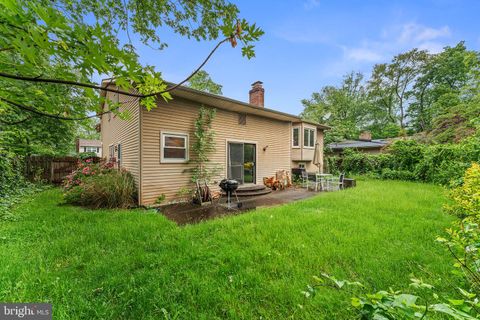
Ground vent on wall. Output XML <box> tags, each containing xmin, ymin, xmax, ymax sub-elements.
<box><xmin>238</xmin><ymin>113</ymin><xmax>247</xmax><ymax>125</ymax></box>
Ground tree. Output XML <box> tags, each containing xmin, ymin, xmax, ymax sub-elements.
<box><xmin>301</xmin><ymin>72</ymin><xmax>372</xmax><ymax>143</ymax></box>
<box><xmin>0</xmin><ymin>0</ymin><xmax>262</xmax><ymax>119</ymax></box>
<box><xmin>0</xmin><ymin>75</ymin><xmax>90</xmax><ymax>155</ymax></box>
<box><xmin>0</xmin><ymin>0</ymin><xmax>262</xmax><ymax>154</ymax></box>
<box><xmin>368</xmin><ymin>48</ymin><xmax>429</xmax><ymax>130</ymax></box>
<box><xmin>301</xmin><ymin>43</ymin><xmax>480</xmax><ymax>144</ymax></box>
<box><xmin>411</xmin><ymin>42</ymin><xmax>480</xmax><ymax>140</ymax></box>
<box><xmin>187</xmin><ymin>70</ymin><xmax>223</xmax><ymax>94</ymax></box>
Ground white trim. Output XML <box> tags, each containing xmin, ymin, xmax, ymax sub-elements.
<box><xmin>292</xmin><ymin>126</ymin><xmax>300</xmax><ymax>148</ymax></box>
<box><xmin>108</xmin><ymin>143</ymin><xmax>115</xmax><ymax>160</ymax></box>
<box><xmin>303</xmin><ymin>127</ymin><xmax>316</xmax><ymax>148</ymax></box>
<box><xmin>225</xmin><ymin>139</ymin><xmax>259</xmax><ymax>184</ymax></box>
<box><xmin>160</xmin><ymin>131</ymin><xmax>189</xmax><ymax>163</ymax></box>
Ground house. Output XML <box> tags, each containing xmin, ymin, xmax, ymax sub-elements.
<box><xmin>76</xmin><ymin>138</ymin><xmax>102</xmax><ymax>157</ymax></box>
<box><xmin>100</xmin><ymin>80</ymin><xmax>329</xmax><ymax>205</ymax></box>
<box><xmin>328</xmin><ymin>131</ymin><xmax>389</xmax><ymax>154</ymax></box>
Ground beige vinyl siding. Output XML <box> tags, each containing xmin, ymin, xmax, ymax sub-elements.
<box><xmin>140</xmin><ymin>97</ymin><xmax>292</xmax><ymax>205</ymax></box>
<box><xmin>291</xmin><ymin>123</ymin><xmax>325</xmax><ymax>173</ymax></box>
<box><xmin>100</xmin><ymin>91</ymin><xmax>141</xmax><ymax>190</ymax></box>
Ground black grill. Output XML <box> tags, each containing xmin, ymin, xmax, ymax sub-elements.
<box><xmin>219</xmin><ymin>179</ymin><xmax>239</xmax><ymax>193</ymax></box>
<box><xmin>219</xmin><ymin>179</ymin><xmax>239</xmax><ymax>208</ymax></box>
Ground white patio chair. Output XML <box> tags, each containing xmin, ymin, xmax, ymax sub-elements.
<box><xmin>329</xmin><ymin>173</ymin><xmax>345</xmax><ymax>191</ymax></box>
<box><xmin>301</xmin><ymin>170</ymin><xmax>309</xmax><ymax>189</ymax></box>
<box><xmin>314</xmin><ymin>173</ymin><xmax>322</xmax><ymax>192</ymax></box>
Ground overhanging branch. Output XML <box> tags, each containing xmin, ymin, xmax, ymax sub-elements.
<box><xmin>0</xmin><ymin>115</ymin><xmax>32</xmax><ymax>125</ymax></box>
<box><xmin>0</xmin><ymin>96</ymin><xmax>116</xmax><ymax>121</ymax></box>
<box><xmin>0</xmin><ymin>37</ymin><xmax>230</xmax><ymax>98</ymax></box>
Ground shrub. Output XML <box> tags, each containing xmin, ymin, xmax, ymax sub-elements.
<box><xmin>63</xmin><ymin>159</ymin><xmax>137</xmax><ymax>209</ymax></box>
<box><xmin>380</xmin><ymin>168</ymin><xmax>417</xmax><ymax>181</ymax></box>
<box><xmin>326</xmin><ymin>137</ymin><xmax>480</xmax><ymax>185</ymax></box>
<box><xmin>341</xmin><ymin>149</ymin><xmax>375</xmax><ymax>174</ymax></box>
<box><xmin>78</xmin><ymin>152</ymin><xmax>98</xmax><ymax>161</ymax></box>
<box><xmin>0</xmin><ymin>151</ymin><xmax>27</xmax><ymax>197</ymax></box>
<box><xmin>0</xmin><ymin>150</ymin><xmax>46</xmax><ymax>220</ymax></box>
<box><xmin>386</xmin><ymin>140</ymin><xmax>424</xmax><ymax>171</ymax></box>
<box><xmin>444</xmin><ymin>162</ymin><xmax>480</xmax><ymax>218</ymax></box>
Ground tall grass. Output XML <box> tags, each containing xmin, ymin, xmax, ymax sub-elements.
<box><xmin>64</xmin><ymin>170</ymin><xmax>137</xmax><ymax>209</ymax></box>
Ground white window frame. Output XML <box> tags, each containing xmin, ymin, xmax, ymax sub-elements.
<box><xmin>304</xmin><ymin>128</ymin><xmax>316</xmax><ymax>148</ymax></box>
<box><xmin>83</xmin><ymin>146</ymin><xmax>98</xmax><ymax>153</ymax></box>
<box><xmin>292</xmin><ymin>126</ymin><xmax>300</xmax><ymax>148</ymax></box>
<box><xmin>161</xmin><ymin>132</ymin><xmax>189</xmax><ymax>163</ymax></box>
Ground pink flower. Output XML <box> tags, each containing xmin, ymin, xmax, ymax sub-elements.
<box><xmin>82</xmin><ymin>167</ymin><xmax>90</xmax><ymax>174</ymax></box>
<box><xmin>85</xmin><ymin>158</ymin><xmax>92</xmax><ymax>163</ymax></box>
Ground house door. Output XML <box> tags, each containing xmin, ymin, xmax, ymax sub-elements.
<box><xmin>227</xmin><ymin>142</ymin><xmax>256</xmax><ymax>184</ymax></box>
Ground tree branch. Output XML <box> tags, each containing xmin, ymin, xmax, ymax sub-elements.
<box><xmin>0</xmin><ymin>37</ymin><xmax>230</xmax><ymax>98</ymax></box>
<box><xmin>144</xmin><ymin>37</ymin><xmax>230</xmax><ymax>96</ymax></box>
<box><xmin>0</xmin><ymin>96</ymin><xmax>117</xmax><ymax>121</ymax></box>
<box><xmin>0</xmin><ymin>72</ymin><xmax>143</xmax><ymax>97</ymax></box>
<box><xmin>0</xmin><ymin>115</ymin><xmax>32</xmax><ymax>125</ymax></box>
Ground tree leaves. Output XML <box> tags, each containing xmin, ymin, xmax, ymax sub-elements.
<box><xmin>0</xmin><ymin>0</ymin><xmax>262</xmax><ymax>120</ymax></box>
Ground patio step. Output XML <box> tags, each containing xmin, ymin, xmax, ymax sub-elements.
<box><xmin>236</xmin><ymin>184</ymin><xmax>267</xmax><ymax>192</ymax></box>
<box><xmin>234</xmin><ymin>188</ymin><xmax>272</xmax><ymax>197</ymax></box>
<box><xmin>223</xmin><ymin>184</ymin><xmax>272</xmax><ymax>197</ymax></box>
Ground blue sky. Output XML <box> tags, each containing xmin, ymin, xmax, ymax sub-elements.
<box><xmin>130</xmin><ymin>0</ymin><xmax>480</xmax><ymax>115</ymax></box>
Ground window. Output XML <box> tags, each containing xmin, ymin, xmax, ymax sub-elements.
<box><xmin>161</xmin><ymin>132</ymin><xmax>188</xmax><ymax>163</ymax></box>
<box><xmin>83</xmin><ymin>146</ymin><xmax>98</xmax><ymax>153</ymax></box>
<box><xmin>304</xmin><ymin>128</ymin><xmax>315</xmax><ymax>148</ymax></box>
<box><xmin>298</xmin><ymin>162</ymin><xmax>306</xmax><ymax>169</ymax></box>
<box><xmin>292</xmin><ymin>127</ymin><xmax>300</xmax><ymax>147</ymax></box>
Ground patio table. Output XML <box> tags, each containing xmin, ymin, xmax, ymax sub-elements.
<box><xmin>307</xmin><ymin>173</ymin><xmax>333</xmax><ymax>191</ymax></box>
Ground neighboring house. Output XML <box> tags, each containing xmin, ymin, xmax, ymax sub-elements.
<box><xmin>100</xmin><ymin>80</ymin><xmax>329</xmax><ymax>205</ymax></box>
<box><xmin>328</xmin><ymin>132</ymin><xmax>389</xmax><ymax>154</ymax></box>
<box><xmin>76</xmin><ymin>138</ymin><xmax>102</xmax><ymax>157</ymax></box>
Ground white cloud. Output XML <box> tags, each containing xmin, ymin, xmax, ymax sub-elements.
<box><xmin>344</xmin><ymin>47</ymin><xmax>384</xmax><ymax>62</ymax></box>
<box><xmin>341</xmin><ymin>22</ymin><xmax>451</xmax><ymax>63</ymax></box>
<box><xmin>303</xmin><ymin>0</ymin><xmax>320</xmax><ymax>9</ymax></box>
<box><xmin>398</xmin><ymin>23</ymin><xmax>451</xmax><ymax>44</ymax></box>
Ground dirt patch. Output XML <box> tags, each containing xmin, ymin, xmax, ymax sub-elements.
<box><xmin>158</xmin><ymin>202</ymin><xmax>255</xmax><ymax>225</ymax></box>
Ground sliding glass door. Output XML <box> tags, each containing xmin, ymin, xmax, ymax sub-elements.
<box><xmin>227</xmin><ymin>142</ymin><xmax>256</xmax><ymax>184</ymax></box>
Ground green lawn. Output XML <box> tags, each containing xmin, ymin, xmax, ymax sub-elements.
<box><xmin>0</xmin><ymin>179</ymin><xmax>455</xmax><ymax>319</ymax></box>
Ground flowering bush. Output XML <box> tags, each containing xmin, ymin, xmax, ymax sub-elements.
<box><xmin>63</xmin><ymin>158</ymin><xmax>136</xmax><ymax>209</ymax></box>
<box><xmin>63</xmin><ymin>158</ymin><xmax>114</xmax><ymax>190</ymax></box>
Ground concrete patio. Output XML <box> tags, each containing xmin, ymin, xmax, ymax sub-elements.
<box><xmin>157</xmin><ymin>187</ymin><xmax>319</xmax><ymax>225</ymax></box>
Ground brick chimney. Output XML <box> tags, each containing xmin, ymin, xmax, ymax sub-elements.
<box><xmin>249</xmin><ymin>81</ymin><xmax>264</xmax><ymax>107</ymax></box>
<box><xmin>359</xmin><ymin>131</ymin><xmax>372</xmax><ymax>141</ymax></box>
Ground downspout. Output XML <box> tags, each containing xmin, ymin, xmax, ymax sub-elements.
<box><xmin>138</xmin><ymin>102</ymin><xmax>143</xmax><ymax>206</ymax></box>
<box><xmin>301</xmin><ymin>123</ymin><xmax>304</xmax><ymax>161</ymax></box>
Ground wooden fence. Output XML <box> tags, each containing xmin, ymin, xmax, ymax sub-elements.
<box><xmin>25</xmin><ymin>156</ymin><xmax>79</xmax><ymax>184</ymax></box>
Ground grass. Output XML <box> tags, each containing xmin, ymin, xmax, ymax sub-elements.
<box><xmin>0</xmin><ymin>179</ymin><xmax>456</xmax><ymax>319</ymax></box>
